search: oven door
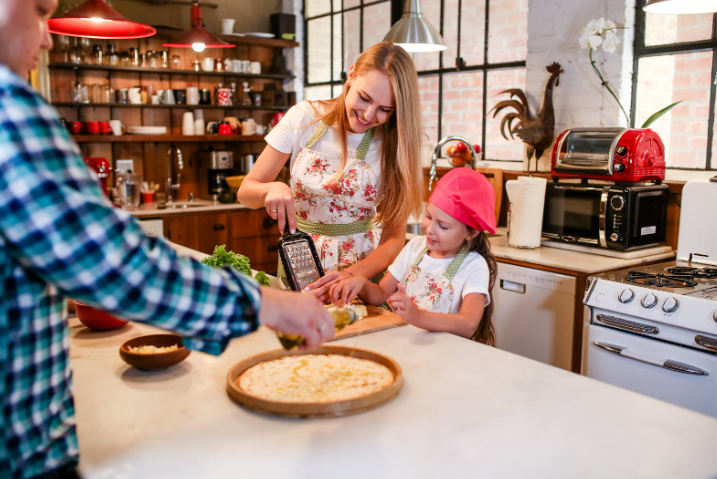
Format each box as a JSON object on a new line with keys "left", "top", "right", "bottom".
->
{"left": 542, "top": 183, "right": 605, "bottom": 246}
{"left": 586, "top": 323, "right": 717, "bottom": 417}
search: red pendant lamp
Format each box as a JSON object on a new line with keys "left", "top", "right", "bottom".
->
{"left": 162, "top": 1, "right": 234, "bottom": 52}
{"left": 48, "top": 0, "right": 156, "bottom": 39}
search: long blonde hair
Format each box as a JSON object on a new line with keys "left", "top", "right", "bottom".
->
{"left": 314, "top": 42, "right": 424, "bottom": 227}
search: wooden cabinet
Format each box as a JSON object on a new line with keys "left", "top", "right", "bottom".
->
{"left": 229, "top": 209, "right": 280, "bottom": 274}
{"left": 164, "top": 211, "right": 228, "bottom": 255}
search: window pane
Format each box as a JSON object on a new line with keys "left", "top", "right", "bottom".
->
{"left": 441, "top": 71, "right": 484, "bottom": 147}
{"left": 306, "top": 0, "right": 331, "bottom": 18}
{"left": 411, "top": 0, "right": 441, "bottom": 72}
{"left": 344, "top": 0, "right": 361, "bottom": 8}
{"left": 308, "top": 17, "right": 332, "bottom": 84}
{"left": 362, "top": 2, "right": 391, "bottom": 51}
{"left": 636, "top": 52, "right": 711, "bottom": 169}
{"left": 485, "top": 68, "right": 526, "bottom": 161}
{"left": 442, "top": 0, "right": 458, "bottom": 69}
{"left": 460, "top": 0, "right": 486, "bottom": 66}
{"left": 333, "top": 14, "right": 343, "bottom": 81}
{"left": 645, "top": 12, "right": 712, "bottom": 47}
{"left": 488, "top": 0, "right": 528, "bottom": 63}
{"left": 333, "top": 0, "right": 341, "bottom": 11}
{"left": 344, "top": 9, "right": 361, "bottom": 66}
{"left": 305, "top": 85, "right": 333, "bottom": 102}
{"left": 418, "top": 75, "right": 440, "bottom": 145}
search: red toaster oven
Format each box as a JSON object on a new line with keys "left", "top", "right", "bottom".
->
{"left": 551, "top": 128, "right": 665, "bottom": 182}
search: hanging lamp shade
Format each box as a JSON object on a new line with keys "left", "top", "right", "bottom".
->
{"left": 383, "top": 0, "right": 447, "bottom": 53}
{"left": 48, "top": 0, "right": 156, "bottom": 39}
{"left": 644, "top": 0, "right": 717, "bottom": 13}
{"left": 162, "top": 2, "right": 234, "bottom": 52}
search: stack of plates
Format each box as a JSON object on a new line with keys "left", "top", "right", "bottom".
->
{"left": 244, "top": 32, "right": 274, "bottom": 38}
{"left": 127, "top": 126, "right": 168, "bottom": 135}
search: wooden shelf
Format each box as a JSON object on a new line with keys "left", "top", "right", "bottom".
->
{"left": 48, "top": 63, "right": 294, "bottom": 81}
{"left": 215, "top": 34, "right": 300, "bottom": 49}
{"left": 72, "top": 134, "right": 266, "bottom": 143}
{"left": 53, "top": 102, "right": 288, "bottom": 111}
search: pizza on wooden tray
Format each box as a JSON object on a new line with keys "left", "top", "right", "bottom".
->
{"left": 238, "top": 354, "right": 394, "bottom": 403}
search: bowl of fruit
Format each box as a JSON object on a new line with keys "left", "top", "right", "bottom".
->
{"left": 446, "top": 142, "right": 481, "bottom": 168}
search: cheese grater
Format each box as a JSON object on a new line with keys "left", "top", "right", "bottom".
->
{"left": 277, "top": 224, "right": 325, "bottom": 291}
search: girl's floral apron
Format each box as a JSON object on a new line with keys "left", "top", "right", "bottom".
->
{"left": 403, "top": 246, "right": 469, "bottom": 313}
{"left": 278, "top": 121, "right": 380, "bottom": 279}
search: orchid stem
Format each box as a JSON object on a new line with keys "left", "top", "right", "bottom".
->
{"left": 589, "top": 48, "right": 631, "bottom": 126}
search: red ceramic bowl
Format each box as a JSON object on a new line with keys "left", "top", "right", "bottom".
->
{"left": 74, "top": 301, "right": 129, "bottom": 330}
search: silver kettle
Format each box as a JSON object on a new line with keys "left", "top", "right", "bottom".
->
{"left": 241, "top": 153, "right": 258, "bottom": 174}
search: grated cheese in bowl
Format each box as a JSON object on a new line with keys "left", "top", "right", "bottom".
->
{"left": 127, "top": 344, "right": 180, "bottom": 354}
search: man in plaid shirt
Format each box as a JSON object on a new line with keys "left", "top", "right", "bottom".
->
{"left": 0, "top": 1, "right": 337, "bottom": 477}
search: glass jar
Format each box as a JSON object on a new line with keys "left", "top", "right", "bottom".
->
{"left": 129, "top": 47, "right": 139, "bottom": 67}
{"left": 119, "top": 51, "right": 130, "bottom": 66}
{"left": 92, "top": 44, "right": 103, "bottom": 65}
{"left": 161, "top": 50, "right": 169, "bottom": 69}
{"left": 106, "top": 44, "right": 119, "bottom": 66}
{"left": 170, "top": 54, "right": 182, "bottom": 69}
{"left": 147, "top": 50, "right": 159, "bottom": 68}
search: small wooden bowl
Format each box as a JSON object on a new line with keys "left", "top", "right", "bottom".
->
{"left": 120, "top": 334, "right": 190, "bottom": 371}
{"left": 74, "top": 301, "right": 129, "bottom": 330}
{"left": 225, "top": 175, "right": 246, "bottom": 188}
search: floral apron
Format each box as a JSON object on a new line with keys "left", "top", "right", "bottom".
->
{"left": 403, "top": 246, "right": 469, "bottom": 313}
{"left": 278, "top": 121, "right": 381, "bottom": 278}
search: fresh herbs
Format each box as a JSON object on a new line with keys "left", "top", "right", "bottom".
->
{"left": 202, "top": 245, "right": 271, "bottom": 286}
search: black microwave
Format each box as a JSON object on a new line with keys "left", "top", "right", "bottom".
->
{"left": 542, "top": 182, "right": 668, "bottom": 250}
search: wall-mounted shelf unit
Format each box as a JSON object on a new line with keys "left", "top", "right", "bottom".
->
{"left": 54, "top": 102, "right": 287, "bottom": 111}
{"left": 72, "top": 134, "right": 266, "bottom": 143}
{"left": 48, "top": 63, "right": 294, "bottom": 81}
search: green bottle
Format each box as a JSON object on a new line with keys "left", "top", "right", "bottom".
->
{"left": 277, "top": 307, "right": 359, "bottom": 350}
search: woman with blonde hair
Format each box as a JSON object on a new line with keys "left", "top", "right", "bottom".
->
{"left": 239, "top": 42, "right": 424, "bottom": 297}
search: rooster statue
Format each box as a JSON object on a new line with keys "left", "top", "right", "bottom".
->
{"left": 490, "top": 62, "right": 564, "bottom": 170}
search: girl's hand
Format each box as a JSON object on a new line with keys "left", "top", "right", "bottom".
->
{"left": 264, "top": 182, "right": 296, "bottom": 234}
{"left": 387, "top": 284, "right": 419, "bottom": 324}
{"left": 307, "top": 270, "right": 353, "bottom": 302}
{"left": 329, "top": 276, "right": 368, "bottom": 307}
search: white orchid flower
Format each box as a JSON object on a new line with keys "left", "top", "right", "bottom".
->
{"left": 603, "top": 34, "right": 619, "bottom": 54}
{"left": 586, "top": 18, "right": 606, "bottom": 36}
{"left": 587, "top": 35, "right": 603, "bottom": 49}
{"left": 579, "top": 34, "right": 589, "bottom": 49}
{"left": 580, "top": 25, "right": 587, "bottom": 36}
{"left": 604, "top": 19, "right": 617, "bottom": 34}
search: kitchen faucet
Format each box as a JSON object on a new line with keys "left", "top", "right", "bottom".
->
{"left": 429, "top": 135, "right": 476, "bottom": 191}
{"left": 166, "top": 145, "right": 184, "bottom": 203}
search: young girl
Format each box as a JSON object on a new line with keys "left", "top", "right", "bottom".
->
{"left": 329, "top": 168, "right": 498, "bottom": 345}
{"left": 238, "top": 42, "right": 424, "bottom": 296}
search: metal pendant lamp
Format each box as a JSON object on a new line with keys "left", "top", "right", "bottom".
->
{"left": 48, "top": 0, "right": 156, "bottom": 39}
{"left": 383, "top": 0, "right": 447, "bottom": 53}
{"left": 162, "top": 1, "right": 234, "bottom": 52}
{"left": 644, "top": 0, "right": 717, "bottom": 14}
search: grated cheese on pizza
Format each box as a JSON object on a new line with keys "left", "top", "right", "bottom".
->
{"left": 238, "top": 354, "right": 394, "bottom": 403}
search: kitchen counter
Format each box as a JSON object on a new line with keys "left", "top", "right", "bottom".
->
{"left": 131, "top": 200, "right": 249, "bottom": 217}
{"left": 71, "top": 322, "right": 717, "bottom": 478}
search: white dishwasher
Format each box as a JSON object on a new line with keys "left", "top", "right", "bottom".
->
{"left": 493, "top": 262, "right": 576, "bottom": 370}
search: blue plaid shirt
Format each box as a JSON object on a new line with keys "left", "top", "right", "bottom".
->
{"left": 0, "top": 65, "right": 262, "bottom": 478}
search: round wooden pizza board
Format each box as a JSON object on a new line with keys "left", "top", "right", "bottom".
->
{"left": 226, "top": 345, "right": 403, "bottom": 418}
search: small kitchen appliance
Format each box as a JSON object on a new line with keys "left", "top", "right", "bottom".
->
{"left": 583, "top": 179, "right": 717, "bottom": 417}
{"left": 551, "top": 128, "right": 665, "bottom": 183}
{"left": 277, "top": 225, "right": 325, "bottom": 291}
{"left": 83, "top": 157, "right": 110, "bottom": 196}
{"left": 199, "top": 150, "right": 234, "bottom": 201}
{"left": 542, "top": 182, "right": 668, "bottom": 250}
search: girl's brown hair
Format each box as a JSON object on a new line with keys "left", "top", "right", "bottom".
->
{"left": 312, "top": 42, "right": 424, "bottom": 227}
{"left": 466, "top": 231, "right": 497, "bottom": 346}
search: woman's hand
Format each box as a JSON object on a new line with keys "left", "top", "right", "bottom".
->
{"left": 307, "top": 270, "right": 353, "bottom": 302}
{"left": 264, "top": 182, "right": 296, "bottom": 235}
{"left": 387, "top": 284, "right": 419, "bottom": 325}
{"left": 329, "top": 276, "right": 368, "bottom": 307}
{"left": 258, "top": 286, "right": 336, "bottom": 348}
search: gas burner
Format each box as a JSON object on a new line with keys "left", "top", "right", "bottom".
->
{"left": 627, "top": 270, "right": 697, "bottom": 288}
{"left": 665, "top": 266, "right": 717, "bottom": 278}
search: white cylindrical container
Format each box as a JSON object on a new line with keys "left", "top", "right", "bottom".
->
{"left": 505, "top": 176, "right": 547, "bottom": 249}
{"left": 182, "top": 111, "right": 195, "bottom": 136}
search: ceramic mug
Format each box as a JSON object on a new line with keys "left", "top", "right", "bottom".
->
{"left": 161, "top": 89, "right": 175, "bottom": 105}
{"left": 173, "top": 89, "right": 186, "bottom": 105}
{"left": 109, "top": 120, "right": 126, "bottom": 136}
{"left": 70, "top": 121, "right": 83, "bottom": 135}
{"left": 201, "top": 57, "right": 215, "bottom": 72}
{"left": 186, "top": 87, "right": 200, "bottom": 105}
{"left": 99, "top": 121, "right": 111, "bottom": 134}
{"left": 128, "top": 87, "right": 142, "bottom": 104}
{"left": 241, "top": 118, "right": 257, "bottom": 136}
{"left": 216, "top": 88, "right": 232, "bottom": 106}
{"left": 232, "top": 59, "right": 244, "bottom": 73}
{"left": 249, "top": 61, "right": 262, "bottom": 74}
{"left": 199, "top": 89, "right": 212, "bottom": 105}
{"left": 84, "top": 121, "right": 100, "bottom": 134}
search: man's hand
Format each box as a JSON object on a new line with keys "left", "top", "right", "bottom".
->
{"left": 258, "top": 287, "right": 335, "bottom": 348}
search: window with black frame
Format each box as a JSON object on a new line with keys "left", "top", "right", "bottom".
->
{"left": 304, "top": 0, "right": 528, "bottom": 161}
{"left": 632, "top": 0, "right": 717, "bottom": 170}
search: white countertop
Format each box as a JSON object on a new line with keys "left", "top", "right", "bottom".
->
{"left": 71, "top": 321, "right": 717, "bottom": 478}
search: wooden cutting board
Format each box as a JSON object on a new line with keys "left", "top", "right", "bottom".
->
{"left": 331, "top": 305, "right": 405, "bottom": 341}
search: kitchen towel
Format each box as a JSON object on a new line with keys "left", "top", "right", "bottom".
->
{"left": 505, "top": 176, "right": 547, "bottom": 248}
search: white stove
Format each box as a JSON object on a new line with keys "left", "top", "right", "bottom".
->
{"left": 583, "top": 179, "right": 717, "bottom": 417}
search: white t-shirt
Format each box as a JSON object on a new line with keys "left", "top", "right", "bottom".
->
{"left": 264, "top": 100, "right": 383, "bottom": 178}
{"left": 387, "top": 236, "right": 491, "bottom": 314}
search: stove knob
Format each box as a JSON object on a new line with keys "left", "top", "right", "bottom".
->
{"left": 662, "top": 297, "right": 679, "bottom": 313}
{"left": 610, "top": 233, "right": 620, "bottom": 242}
{"left": 618, "top": 288, "right": 635, "bottom": 303}
{"left": 641, "top": 293, "right": 658, "bottom": 309}
{"left": 616, "top": 146, "right": 627, "bottom": 156}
